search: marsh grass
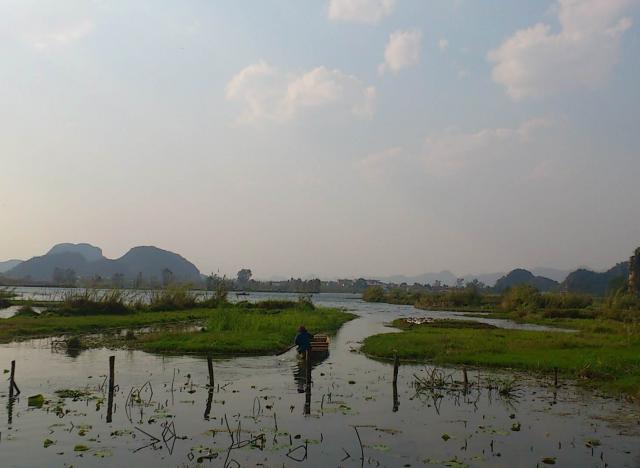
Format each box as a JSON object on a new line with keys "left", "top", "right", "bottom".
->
{"left": 138, "top": 307, "right": 355, "bottom": 354}
{"left": 146, "top": 284, "right": 199, "bottom": 311}
{"left": 0, "top": 308, "right": 214, "bottom": 342}
{"left": 50, "top": 289, "right": 131, "bottom": 316}
{"left": 0, "top": 298, "right": 356, "bottom": 356}
{"left": 0, "top": 287, "right": 16, "bottom": 309}
{"left": 362, "top": 317, "right": 640, "bottom": 397}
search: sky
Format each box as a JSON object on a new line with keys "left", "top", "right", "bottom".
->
{"left": 1, "top": 0, "right": 639, "bottom": 279}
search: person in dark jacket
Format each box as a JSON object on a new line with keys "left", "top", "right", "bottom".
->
{"left": 294, "top": 325, "right": 313, "bottom": 354}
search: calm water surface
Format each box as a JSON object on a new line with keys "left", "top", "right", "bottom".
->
{"left": 0, "top": 292, "right": 638, "bottom": 467}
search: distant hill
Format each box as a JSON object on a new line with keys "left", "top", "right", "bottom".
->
{"left": 47, "top": 243, "right": 105, "bottom": 262}
{"left": 6, "top": 243, "right": 201, "bottom": 284}
{"left": 560, "top": 262, "right": 628, "bottom": 296}
{"left": 530, "top": 267, "right": 572, "bottom": 283}
{"left": 376, "top": 270, "right": 458, "bottom": 286}
{"left": 0, "top": 259, "right": 23, "bottom": 273}
{"left": 376, "top": 267, "right": 571, "bottom": 288}
{"left": 494, "top": 269, "right": 558, "bottom": 292}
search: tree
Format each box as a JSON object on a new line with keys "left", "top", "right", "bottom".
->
{"left": 237, "top": 268, "right": 252, "bottom": 285}
{"left": 112, "top": 273, "right": 125, "bottom": 288}
{"left": 162, "top": 268, "right": 174, "bottom": 287}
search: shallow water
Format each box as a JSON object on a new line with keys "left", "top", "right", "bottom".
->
{"left": 0, "top": 293, "right": 638, "bottom": 467}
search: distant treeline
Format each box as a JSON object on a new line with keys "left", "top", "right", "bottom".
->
{"left": 363, "top": 281, "right": 640, "bottom": 320}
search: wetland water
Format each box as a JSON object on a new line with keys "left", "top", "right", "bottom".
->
{"left": 0, "top": 293, "right": 638, "bottom": 467}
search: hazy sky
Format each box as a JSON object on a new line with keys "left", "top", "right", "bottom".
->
{"left": 1, "top": 0, "right": 639, "bottom": 279}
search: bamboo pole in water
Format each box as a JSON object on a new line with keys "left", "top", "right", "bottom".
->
{"left": 207, "top": 356, "right": 214, "bottom": 388}
{"left": 9, "top": 360, "right": 20, "bottom": 397}
{"left": 392, "top": 352, "right": 399, "bottom": 412}
{"left": 304, "top": 350, "right": 311, "bottom": 415}
{"left": 107, "top": 356, "right": 115, "bottom": 423}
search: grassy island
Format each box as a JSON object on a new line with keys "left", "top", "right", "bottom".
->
{"left": 362, "top": 317, "right": 640, "bottom": 397}
{"left": 0, "top": 291, "right": 356, "bottom": 355}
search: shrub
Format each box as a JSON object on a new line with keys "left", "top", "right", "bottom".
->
{"left": 540, "top": 292, "right": 593, "bottom": 309}
{"left": 416, "top": 287, "right": 482, "bottom": 309}
{"left": 0, "top": 287, "right": 15, "bottom": 309}
{"left": 147, "top": 284, "right": 198, "bottom": 311}
{"left": 362, "top": 286, "right": 385, "bottom": 302}
{"left": 52, "top": 289, "right": 131, "bottom": 316}
{"left": 13, "top": 305, "right": 39, "bottom": 318}
{"left": 500, "top": 284, "right": 542, "bottom": 313}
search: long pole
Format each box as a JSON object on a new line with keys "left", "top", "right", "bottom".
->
{"left": 304, "top": 350, "right": 311, "bottom": 415}
{"left": 207, "top": 356, "right": 214, "bottom": 388}
{"left": 107, "top": 356, "right": 115, "bottom": 423}
{"left": 9, "top": 360, "right": 19, "bottom": 397}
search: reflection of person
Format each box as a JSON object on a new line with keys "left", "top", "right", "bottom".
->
{"left": 294, "top": 325, "right": 313, "bottom": 354}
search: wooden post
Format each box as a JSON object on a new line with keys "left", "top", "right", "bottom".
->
{"left": 304, "top": 350, "right": 311, "bottom": 415}
{"left": 392, "top": 352, "right": 399, "bottom": 412}
{"left": 393, "top": 353, "right": 399, "bottom": 385}
{"left": 554, "top": 367, "right": 558, "bottom": 388}
{"left": 106, "top": 356, "right": 115, "bottom": 423}
{"left": 9, "top": 360, "right": 20, "bottom": 397}
{"left": 463, "top": 366, "right": 469, "bottom": 388}
{"left": 207, "top": 356, "right": 214, "bottom": 388}
{"left": 204, "top": 389, "right": 213, "bottom": 420}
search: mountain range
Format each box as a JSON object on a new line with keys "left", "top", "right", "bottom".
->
{"left": 3, "top": 243, "right": 201, "bottom": 283}
{"left": 376, "top": 267, "right": 572, "bottom": 287}
{"left": 0, "top": 259, "right": 23, "bottom": 273}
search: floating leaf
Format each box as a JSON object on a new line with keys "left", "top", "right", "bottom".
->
{"left": 541, "top": 457, "right": 556, "bottom": 465}
{"left": 370, "top": 444, "right": 391, "bottom": 452}
{"left": 442, "top": 433, "right": 451, "bottom": 441}
{"left": 585, "top": 439, "right": 600, "bottom": 448}
{"left": 43, "top": 439, "right": 55, "bottom": 448}
{"left": 93, "top": 450, "right": 112, "bottom": 458}
{"left": 74, "top": 445, "right": 89, "bottom": 452}
{"left": 28, "top": 394, "right": 45, "bottom": 408}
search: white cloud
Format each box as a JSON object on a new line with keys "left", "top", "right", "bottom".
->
{"left": 438, "top": 38, "right": 449, "bottom": 52}
{"left": 226, "top": 61, "right": 376, "bottom": 123}
{"left": 328, "top": 0, "right": 396, "bottom": 24}
{"left": 421, "top": 118, "right": 554, "bottom": 175}
{"left": 379, "top": 29, "right": 422, "bottom": 74}
{"left": 356, "top": 147, "right": 403, "bottom": 182}
{"left": 489, "top": 0, "right": 636, "bottom": 100}
{"left": 31, "top": 19, "right": 94, "bottom": 50}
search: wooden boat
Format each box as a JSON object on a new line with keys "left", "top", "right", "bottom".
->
{"left": 310, "top": 334, "right": 329, "bottom": 354}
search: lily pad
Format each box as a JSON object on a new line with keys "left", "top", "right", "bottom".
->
{"left": 28, "top": 394, "right": 45, "bottom": 408}
{"left": 93, "top": 450, "right": 112, "bottom": 458}
{"left": 370, "top": 443, "right": 391, "bottom": 452}
{"left": 585, "top": 438, "right": 600, "bottom": 448}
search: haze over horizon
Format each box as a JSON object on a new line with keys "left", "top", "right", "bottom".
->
{"left": 2, "top": 0, "right": 639, "bottom": 279}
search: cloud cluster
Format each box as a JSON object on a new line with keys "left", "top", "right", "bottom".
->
{"left": 357, "top": 118, "right": 554, "bottom": 180}
{"left": 379, "top": 29, "right": 422, "bottom": 74}
{"left": 30, "top": 19, "right": 94, "bottom": 50}
{"left": 489, "top": 0, "right": 635, "bottom": 100}
{"left": 225, "top": 61, "right": 376, "bottom": 123}
{"left": 421, "top": 118, "right": 554, "bottom": 175}
{"left": 328, "top": 0, "right": 396, "bottom": 24}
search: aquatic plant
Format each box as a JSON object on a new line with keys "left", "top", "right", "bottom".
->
{"left": 147, "top": 284, "right": 199, "bottom": 311}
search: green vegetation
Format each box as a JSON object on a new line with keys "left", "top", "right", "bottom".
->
{"left": 0, "top": 299, "right": 355, "bottom": 355}
{"left": 0, "top": 308, "right": 215, "bottom": 342}
{"left": 138, "top": 306, "right": 354, "bottom": 354}
{"left": 49, "top": 289, "right": 131, "bottom": 316}
{"left": 0, "top": 287, "right": 15, "bottom": 309}
{"left": 362, "top": 285, "right": 500, "bottom": 311}
{"left": 362, "top": 317, "right": 640, "bottom": 397}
